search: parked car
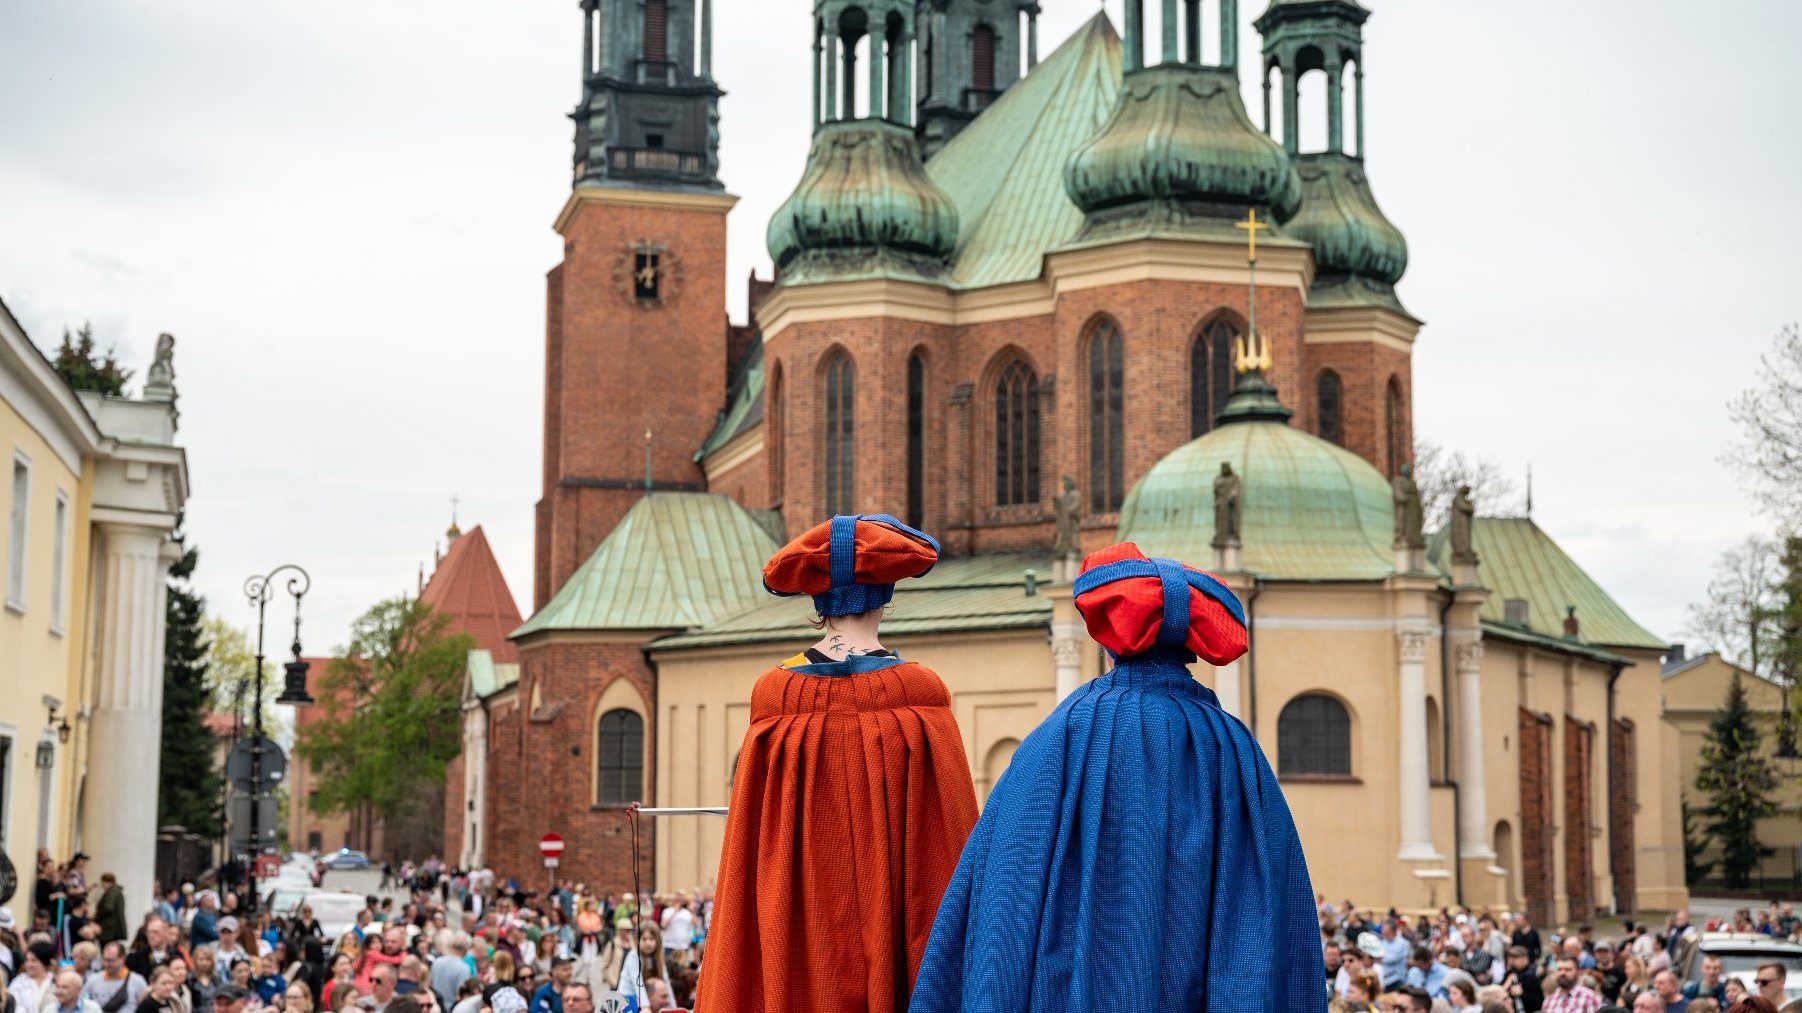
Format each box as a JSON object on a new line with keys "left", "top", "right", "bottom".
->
{"left": 320, "top": 848, "right": 370, "bottom": 870}
{"left": 1674, "top": 931, "right": 1802, "bottom": 1002}
{"left": 263, "top": 887, "right": 309, "bottom": 921}
{"left": 300, "top": 891, "right": 368, "bottom": 941}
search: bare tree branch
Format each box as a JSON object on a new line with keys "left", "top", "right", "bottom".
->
{"left": 1687, "top": 534, "right": 1785, "bottom": 680}
{"left": 1412, "top": 437, "right": 1525, "bottom": 531}
{"left": 1725, "top": 323, "right": 1802, "bottom": 530}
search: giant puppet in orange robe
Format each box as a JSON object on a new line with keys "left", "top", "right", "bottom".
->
{"left": 695, "top": 515, "right": 979, "bottom": 1013}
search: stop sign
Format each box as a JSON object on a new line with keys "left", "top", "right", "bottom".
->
{"left": 538, "top": 833, "right": 565, "bottom": 858}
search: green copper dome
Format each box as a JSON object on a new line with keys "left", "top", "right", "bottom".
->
{"left": 768, "top": 120, "right": 959, "bottom": 283}
{"left": 1118, "top": 409, "right": 1395, "bottom": 580}
{"left": 1286, "top": 151, "right": 1408, "bottom": 307}
{"left": 1065, "top": 65, "right": 1300, "bottom": 222}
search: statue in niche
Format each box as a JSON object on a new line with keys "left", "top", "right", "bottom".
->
{"left": 1212, "top": 462, "right": 1241, "bottom": 548}
{"left": 1393, "top": 464, "right": 1426, "bottom": 550}
{"left": 1053, "top": 475, "right": 1083, "bottom": 560}
{"left": 1450, "top": 484, "right": 1479, "bottom": 566}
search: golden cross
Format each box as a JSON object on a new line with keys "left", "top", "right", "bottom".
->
{"left": 1235, "top": 208, "right": 1269, "bottom": 262}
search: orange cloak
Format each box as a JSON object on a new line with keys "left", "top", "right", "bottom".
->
{"left": 695, "top": 658, "right": 979, "bottom": 1013}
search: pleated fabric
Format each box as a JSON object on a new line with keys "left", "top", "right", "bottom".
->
{"left": 909, "top": 659, "right": 1324, "bottom": 1013}
{"left": 695, "top": 659, "right": 980, "bottom": 1013}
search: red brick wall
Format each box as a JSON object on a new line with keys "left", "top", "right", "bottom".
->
{"left": 707, "top": 447, "right": 768, "bottom": 513}
{"left": 1565, "top": 718, "right": 1596, "bottom": 921}
{"left": 1300, "top": 341, "right": 1414, "bottom": 477}
{"left": 535, "top": 198, "right": 731, "bottom": 608}
{"left": 760, "top": 277, "right": 1308, "bottom": 552}
{"left": 1610, "top": 718, "right": 1637, "bottom": 914}
{"left": 444, "top": 753, "right": 465, "bottom": 866}
{"left": 1519, "top": 708, "right": 1556, "bottom": 926}
{"left": 483, "top": 637, "right": 658, "bottom": 895}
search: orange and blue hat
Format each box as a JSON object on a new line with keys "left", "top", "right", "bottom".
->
{"left": 763, "top": 514, "right": 941, "bottom": 617}
{"left": 1072, "top": 542, "right": 1248, "bottom": 664}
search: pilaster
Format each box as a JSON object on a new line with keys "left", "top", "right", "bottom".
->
{"left": 1049, "top": 583, "right": 1083, "bottom": 703}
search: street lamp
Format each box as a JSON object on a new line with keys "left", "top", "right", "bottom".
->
{"left": 242, "top": 564, "right": 312, "bottom": 912}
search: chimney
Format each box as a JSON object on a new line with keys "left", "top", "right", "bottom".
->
{"left": 1503, "top": 599, "right": 1530, "bottom": 627}
{"left": 1667, "top": 642, "right": 1686, "bottom": 665}
{"left": 1562, "top": 605, "right": 1580, "bottom": 639}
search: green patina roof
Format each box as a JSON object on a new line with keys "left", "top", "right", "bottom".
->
{"left": 1430, "top": 517, "right": 1664, "bottom": 652}
{"left": 697, "top": 341, "right": 763, "bottom": 461}
{"left": 1287, "top": 152, "right": 1409, "bottom": 313}
{"left": 513, "top": 492, "right": 779, "bottom": 636}
{"left": 465, "top": 648, "right": 520, "bottom": 702}
{"left": 651, "top": 553, "right": 1056, "bottom": 651}
{"left": 1118, "top": 415, "right": 1395, "bottom": 579}
{"left": 924, "top": 14, "right": 1124, "bottom": 289}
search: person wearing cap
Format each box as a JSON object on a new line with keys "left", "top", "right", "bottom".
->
{"left": 911, "top": 543, "right": 1322, "bottom": 1012}
{"left": 208, "top": 985, "right": 248, "bottom": 1013}
{"left": 694, "top": 515, "right": 979, "bottom": 1013}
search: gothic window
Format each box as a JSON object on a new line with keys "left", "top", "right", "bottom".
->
{"left": 1277, "top": 694, "right": 1352, "bottom": 776}
{"left": 971, "top": 24, "right": 996, "bottom": 93}
{"left": 1384, "top": 375, "right": 1403, "bottom": 476}
{"left": 993, "top": 358, "right": 1041, "bottom": 506}
{"left": 1317, "top": 370, "right": 1343, "bottom": 446}
{"left": 906, "top": 353, "right": 926, "bottom": 527}
{"left": 643, "top": 0, "right": 668, "bottom": 63}
{"left": 1087, "top": 321, "right": 1125, "bottom": 512}
{"left": 824, "top": 352, "right": 855, "bottom": 515}
{"left": 1191, "top": 317, "right": 1239, "bottom": 438}
{"left": 595, "top": 708, "right": 644, "bottom": 805}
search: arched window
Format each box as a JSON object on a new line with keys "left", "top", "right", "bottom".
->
{"left": 1317, "top": 370, "right": 1343, "bottom": 446}
{"left": 1191, "top": 317, "right": 1239, "bottom": 438}
{"left": 1277, "top": 694, "right": 1352, "bottom": 776}
{"left": 595, "top": 708, "right": 644, "bottom": 805}
{"left": 824, "top": 352, "right": 855, "bottom": 514}
{"left": 1087, "top": 321, "right": 1125, "bottom": 512}
{"left": 643, "top": 0, "right": 668, "bottom": 63}
{"left": 971, "top": 24, "right": 996, "bottom": 93}
{"left": 768, "top": 363, "right": 785, "bottom": 504}
{"left": 906, "top": 353, "right": 925, "bottom": 527}
{"left": 1384, "top": 375, "right": 1403, "bottom": 476}
{"left": 993, "top": 358, "right": 1041, "bottom": 506}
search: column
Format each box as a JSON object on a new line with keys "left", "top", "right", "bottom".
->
{"left": 1124, "top": 0, "right": 1142, "bottom": 71}
{"left": 1396, "top": 627, "right": 1439, "bottom": 860}
{"left": 813, "top": 26, "right": 824, "bottom": 128}
{"left": 1457, "top": 640, "right": 1496, "bottom": 859}
{"left": 84, "top": 524, "right": 177, "bottom": 931}
{"left": 1326, "top": 61, "right": 1344, "bottom": 153}
{"left": 582, "top": 0, "right": 595, "bottom": 89}
{"left": 1262, "top": 66, "right": 1273, "bottom": 135}
{"left": 1027, "top": 8, "right": 1038, "bottom": 69}
{"left": 700, "top": 0, "right": 712, "bottom": 78}
{"left": 1282, "top": 73, "right": 1300, "bottom": 154}
{"left": 825, "top": 33, "right": 838, "bottom": 121}
{"left": 1219, "top": 0, "right": 1236, "bottom": 71}
{"left": 869, "top": 30, "right": 885, "bottom": 120}
{"left": 1161, "top": 0, "right": 1179, "bottom": 65}
{"left": 1355, "top": 64, "right": 1365, "bottom": 156}
{"left": 1183, "top": 0, "right": 1200, "bottom": 63}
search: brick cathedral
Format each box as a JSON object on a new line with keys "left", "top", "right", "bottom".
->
{"left": 458, "top": 0, "right": 1688, "bottom": 922}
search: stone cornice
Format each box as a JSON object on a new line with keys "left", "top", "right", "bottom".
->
{"left": 0, "top": 297, "right": 105, "bottom": 472}
{"left": 699, "top": 424, "right": 763, "bottom": 480}
{"left": 1302, "top": 303, "right": 1424, "bottom": 354}
{"left": 553, "top": 186, "right": 739, "bottom": 234}
{"left": 757, "top": 235, "right": 1318, "bottom": 337}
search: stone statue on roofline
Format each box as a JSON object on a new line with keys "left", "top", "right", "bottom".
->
{"left": 143, "top": 332, "right": 177, "bottom": 402}
{"left": 1053, "top": 475, "right": 1083, "bottom": 563}
{"left": 1211, "top": 462, "right": 1241, "bottom": 549}
{"left": 1450, "top": 484, "right": 1479, "bottom": 566}
{"left": 1392, "top": 463, "right": 1426, "bottom": 551}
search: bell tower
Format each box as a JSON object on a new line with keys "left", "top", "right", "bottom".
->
{"left": 536, "top": 0, "right": 738, "bottom": 608}
{"left": 915, "top": 0, "right": 1042, "bottom": 158}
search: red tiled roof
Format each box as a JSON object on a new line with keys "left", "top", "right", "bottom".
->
{"left": 421, "top": 525, "right": 523, "bottom": 662}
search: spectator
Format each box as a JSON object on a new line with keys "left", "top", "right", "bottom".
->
{"left": 186, "top": 951, "right": 218, "bottom": 1013}
{"left": 1398, "top": 985, "right": 1432, "bottom": 1013}
{"left": 1513, "top": 915, "right": 1544, "bottom": 968}
{"left": 1448, "top": 977, "right": 1481, "bottom": 1013}
{"left": 1651, "top": 970, "right": 1689, "bottom": 1012}
{"left": 210, "top": 986, "right": 248, "bottom": 1013}
{"left": 1620, "top": 957, "right": 1653, "bottom": 1008}
{"left": 557, "top": 985, "right": 589, "bottom": 1013}
{"left": 211, "top": 923, "right": 247, "bottom": 971}
{"left": 1685, "top": 956, "right": 1727, "bottom": 1007}
{"left": 188, "top": 901, "right": 219, "bottom": 952}
{"left": 1726, "top": 1000, "right": 1778, "bottom": 1013}
{"left": 427, "top": 939, "right": 470, "bottom": 1011}
{"left": 1500, "top": 945, "right": 1544, "bottom": 1013}
{"left": 446, "top": 981, "right": 481, "bottom": 1013}
{"left": 641, "top": 979, "right": 672, "bottom": 1013}
{"left": 50, "top": 972, "right": 98, "bottom": 1013}
{"left": 1406, "top": 946, "right": 1449, "bottom": 999}
{"left": 1381, "top": 924, "right": 1412, "bottom": 990}
{"left": 613, "top": 925, "right": 662, "bottom": 1013}
{"left": 1543, "top": 955, "right": 1603, "bottom": 1013}
{"left": 137, "top": 970, "right": 176, "bottom": 1013}
{"left": 393, "top": 960, "right": 422, "bottom": 999}
{"left": 81, "top": 943, "right": 147, "bottom": 1013}
{"left": 252, "top": 955, "right": 287, "bottom": 1006}
{"left": 92, "top": 879, "right": 125, "bottom": 950}
{"left": 1688, "top": 1000, "right": 1719, "bottom": 1013}
{"left": 1593, "top": 942, "right": 1627, "bottom": 1004}
{"left": 1754, "top": 963, "right": 1787, "bottom": 1008}
{"left": 283, "top": 985, "right": 313, "bottom": 1013}
{"left": 362, "top": 968, "right": 397, "bottom": 1013}
{"left": 164, "top": 959, "right": 193, "bottom": 1013}
{"left": 1633, "top": 996, "right": 1664, "bottom": 1013}
{"left": 528, "top": 960, "right": 569, "bottom": 1013}
{"left": 70, "top": 944, "right": 100, "bottom": 983}
{"left": 126, "top": 921, "right": 176, "bottom": 981}
{"left": 10, "top": 942, "right": 56, "bottom": 1013}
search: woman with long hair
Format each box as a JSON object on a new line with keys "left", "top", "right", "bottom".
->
{"left": 1618, "top": 955, "right": 1651, "bottom": 1007}
{"left": 614, "top": 922, "right": 664, "bottom": 1012}
{"left": 166, "top": 956, "right": 196, "bottom": 1013}
{"left": 320, "top": 952, "right": 355, "bottom": 1010}
{"left": 1342, "top": 970, "right": 1381, "bottom": 1012}
{"left": 189, "top": 947, "right": 220, "bottom": 1013}
{"left": 283, "top": 982, "right": 315, "bottom": 1013}
{"left": 571, "top": 899, "right": 605, "bottom": 988}
{"left": 139, "top": 968, "right": 178, "bottom": 1013}
{"left": 486, "top": 952, "right": 515, "bottom": 987}
{"left": 1725, "top": 999, "right": 1779, "bottom": 1013}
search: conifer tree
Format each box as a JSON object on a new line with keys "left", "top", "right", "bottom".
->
{"left": 158, "top": 528, "right": 224, "bottom": 837}
{"left": 49, "top": 322, "right": 133, "bottom": 396}
{"left": 1694, "top": 672, "right": 1779, "bottom": 889}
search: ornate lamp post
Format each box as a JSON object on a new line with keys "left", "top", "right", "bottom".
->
{"left": 242, "top": 565, "right": 313, "bottom": 911}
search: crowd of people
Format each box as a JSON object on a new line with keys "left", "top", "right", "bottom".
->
{"left": 1316, "top": 898, "right": 1802, "bottom": 1013}
{"left": 1, "top": 852, "right": 715, "bottom": 1013}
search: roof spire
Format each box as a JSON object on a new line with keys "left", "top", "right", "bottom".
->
{"left": 1216, "top": 209, "right": 1292, "bottom": 427}
{"left": 447, "top": 493, "right": 462, "bottom": 542}
{"left": 644, "top": 430, "right": 654, "bottom": 491}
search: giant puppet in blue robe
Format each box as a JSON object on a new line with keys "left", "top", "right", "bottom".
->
{"left": 909, "top": 542, "right": 1324, "bottom": 1012}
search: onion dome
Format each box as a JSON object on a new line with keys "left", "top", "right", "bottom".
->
{"left": 767, "top": 120, "right": 960, "bottom": 283}
{"left": 1285, "top": 151, "right": 1409, "bottom": 309}
{"left": 1118, "top": 369, "right": 1394, "bottom": 580}
{"left": 1065, "top": 65, "right": 1300, "bottom": 223}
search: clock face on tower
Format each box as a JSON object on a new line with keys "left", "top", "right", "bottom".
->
{"left": 615, "top": 242, "right": 681, "bottom": 308}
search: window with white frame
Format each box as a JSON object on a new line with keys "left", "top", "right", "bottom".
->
{"left": 51, "top": 490, "right": 68, "bottom": 632}
{"left": 7, "top": 453, "right": 28, "bottom": 609}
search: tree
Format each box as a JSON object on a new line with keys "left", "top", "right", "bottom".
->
{"left": 1681, "top": 798, "right": 1715, "bottom": 886}
{"left": 157, "top": 525, "right": 224, "bottom": 837}
{"left": 1694, "top": 672, "right": 1779, "bottom": 889}
{"left": 1725, "top": 323, "right": 1802, "bottom": 529}
{"left": 49, "top": 322, "right": 133, "bottom": 396}
{"left": 1688, "top": 535, "right": 1787, "bottom": 682}
{"left": 201, "top": 616, "right": 278, "bottom": 735}
{"left": 295, "top": 596, "right": 471, "bottom": 859}
{"left": 1412, "top": 438, "right": 1524, "bottom": 531}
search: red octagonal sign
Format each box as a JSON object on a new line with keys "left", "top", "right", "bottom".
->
{"left": 539, "top": 833, "right": 565, "bottom": 858}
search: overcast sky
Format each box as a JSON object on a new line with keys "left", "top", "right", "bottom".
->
{"left": 1, "top": 0, "right": 1796, "bottom": 659}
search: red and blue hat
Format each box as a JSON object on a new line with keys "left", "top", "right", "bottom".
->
{"left": 1072, "top": 542, "right": 1248, "bottom": 664}
{"left": 763, "top": 514, "right": 941, "bottom": 617}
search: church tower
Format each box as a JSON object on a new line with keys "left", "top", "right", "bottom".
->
{"left": 1255, "top": 0, "right": 1419, "bottom": 478}
{"left": 536, "top": 0, "right": 737, "bottom": 608}
{"left": 915, "top": 0, "right": 1043, "bottom": 158}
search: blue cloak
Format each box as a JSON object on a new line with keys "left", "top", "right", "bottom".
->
{"left": 909, "top": 655, "right": 1324, "bottom": 1012}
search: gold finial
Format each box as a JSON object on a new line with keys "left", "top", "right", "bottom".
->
{"left": 446, "top": 494, "right": 462, "bottom": 540}
{"left": 1234, "top": 208, "right": 1269, "bottom": 263}
{"left": 1233, "top": 331, "right": 1273, "bottom": 375}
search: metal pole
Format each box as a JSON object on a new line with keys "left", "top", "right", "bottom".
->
{"left": 248, "top": 590, "right": 267, "bottom": 912}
